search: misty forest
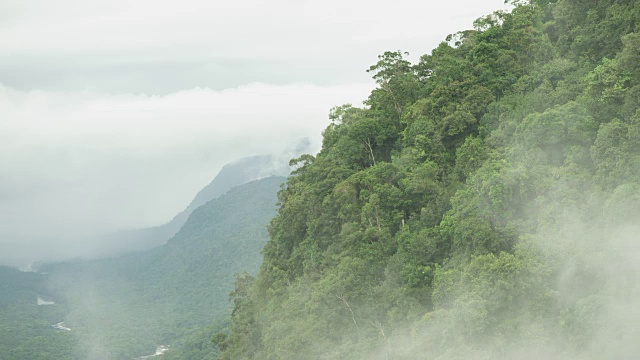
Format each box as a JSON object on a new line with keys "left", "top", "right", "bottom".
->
{"left": 3, "top": 0, "right": 640, "bottom": 359}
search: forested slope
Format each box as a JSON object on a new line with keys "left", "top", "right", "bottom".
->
{"left": 217, "top": 1, "right": 640, "bottom": 359}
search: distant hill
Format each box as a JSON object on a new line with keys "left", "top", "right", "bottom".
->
{"left": 91, "top": 155, "right": 291, "bottom": 256}
{"left": 42, "top": 176, "right": 285, "bottom": 359}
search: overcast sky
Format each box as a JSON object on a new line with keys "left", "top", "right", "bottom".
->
{"left": 0, "top": 0, "right": 509, "bottom": 265}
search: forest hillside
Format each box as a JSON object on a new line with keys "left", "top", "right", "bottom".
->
{"left": 217, "top": 1, "right": 640, "bottom": 359}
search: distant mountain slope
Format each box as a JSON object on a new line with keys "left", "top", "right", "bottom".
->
{"left": 93, "top": 155, "right": 290, "bottom": 256}
{"left": 183, "top": 155, "right": 289, "bottom": 218}
{"left": 43, "top": 176, "right": 285, "bottom": 359}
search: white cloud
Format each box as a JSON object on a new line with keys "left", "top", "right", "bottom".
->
{"left": 2, "top": 0, "right": 508, "bottom": 56}
{"left": 0, "top": 0, "right": 513, "bottom": 264}
{"left": 0, "top": 0, "right": 510, "bottom": 92}
{"left": 0, "top": 81, "right": 373, "bottom": 242}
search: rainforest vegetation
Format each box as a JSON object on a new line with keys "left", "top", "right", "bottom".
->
{"left": 214, "top": 0, "right": 640, "bottom": 358}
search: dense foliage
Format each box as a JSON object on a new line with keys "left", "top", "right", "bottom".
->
{"left": 218, "top": 1, "right": 640, "bottom": 359}
{"left": 0, "top": 267, "right": 78, "bottom": 359}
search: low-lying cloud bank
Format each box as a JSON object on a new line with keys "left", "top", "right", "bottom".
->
{"left": 0, "top": 81, "right": 373, "bottom": 265}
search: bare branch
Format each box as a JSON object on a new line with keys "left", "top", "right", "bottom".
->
{"left": 336, "top": 294, "right": 359, "bottom": 331}
{"left": 364, "top": 138, "right": 376, "bottom": 166}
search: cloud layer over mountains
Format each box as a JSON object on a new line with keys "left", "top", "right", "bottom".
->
{"left": 0, "top": 0, "right": 509, "bottom": 264}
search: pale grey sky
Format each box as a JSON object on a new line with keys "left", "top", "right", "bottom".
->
{"left": 0, "top": 0, "right": 510, "bottom": 265}
{"left": 1, "top": 0, "right": 509, "bottom": 93}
